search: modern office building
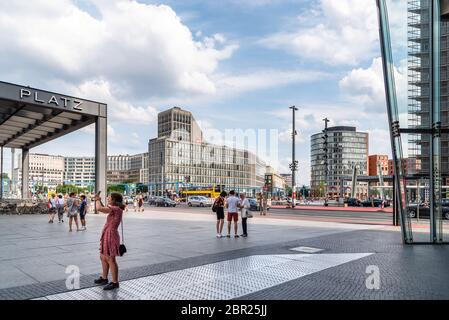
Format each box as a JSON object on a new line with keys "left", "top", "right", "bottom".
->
{"left": 265, "top": 166, "right": 287, "bottom": 198}
{"left": 15, "top": 153, "right": 65, "bottom": 190}
{"left": 129, "top": 153, "right": 149, "bottom": 185}
{"left": 148, "top": 107, "right": 267, "bottom": 196}
{"left": 280, "top": 173, "right": 293, "bottom": 188}
{"left": 310, "top": 126, "right": 369, "bottom": 199}
{"left": 408, "top": 0, "right": 448, "bottom": 185}
{"left": 14, "top": 153, "right": 148, "bottom": 189}
{"left": 64, "top": 157, "right": 96, "bottom": 187}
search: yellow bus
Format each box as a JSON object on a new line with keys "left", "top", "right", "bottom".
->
{"left": 180, "top": 185, "right": 225, "bottom": 200}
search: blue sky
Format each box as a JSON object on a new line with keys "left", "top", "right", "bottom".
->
{"left": 0, "top": 0, "right": 408, "bottom": 185}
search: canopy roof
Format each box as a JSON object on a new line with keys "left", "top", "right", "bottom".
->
{"left": 0, "top": 81, "right": 106, "bottom": 149}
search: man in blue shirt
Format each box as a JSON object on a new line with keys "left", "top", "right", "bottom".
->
{"left": 79, "top": 194, "right": 88, "bottom": 231}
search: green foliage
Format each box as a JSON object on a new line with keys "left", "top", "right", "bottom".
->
{"left": 56, "top": 184, "right": 87, "bottom": 194}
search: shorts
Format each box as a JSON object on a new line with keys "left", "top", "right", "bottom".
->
{"left": 216, "top": 210, "right": 224, "bottom": 220}
{"left": 79, "top": 210, "right": 86, "bottom": 219}
{"left": 227, "top": 212, "right": 238, "bottom": 222}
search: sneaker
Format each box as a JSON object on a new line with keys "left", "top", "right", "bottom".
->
{"left": 234, "top": 235, "right": 240, "bottom": 238}
{"left": 103, "top": 282, "right": 119, "bottom": 291}
{"left": 242, "top": 234, "right": 248, "bottom": 238}
{"left": 94, "top": 277, "right": 109, "bottom": 285}
{"left": 216, "top": 234, "right": 221, "bottom": 238}
{"left": 226, "top": 234, "right": 231, "bottom": 238}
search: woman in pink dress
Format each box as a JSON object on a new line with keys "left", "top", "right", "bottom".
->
{"left": 93, "top": 192, "right": 125, "bottom": 291}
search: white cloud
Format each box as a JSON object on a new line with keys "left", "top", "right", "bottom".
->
{"left": 0, "top": 0, "right": 238, "bottom": 100}
{"left": 259, "top": 0, "right": 406, "bottom": 66}
{"left": 75, "top": 79, "right": 159, "bottom": 124}
{"left": 214, "top": 69, "right": 330, "bottom": 96}
{"left": 339, "top": 57, "right": 407, "bottom": 114}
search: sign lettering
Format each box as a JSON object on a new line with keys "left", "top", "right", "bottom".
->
{"left": 19, "top": 88, "right": 83, "bottom": 111}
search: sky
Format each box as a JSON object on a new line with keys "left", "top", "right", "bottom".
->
{"left": 0, "top": 0, "right": 409, "bottom": 186}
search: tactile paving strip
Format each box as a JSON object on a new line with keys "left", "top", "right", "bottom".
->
{"left": 35, "top": 253, "right": 374, "bottom": 300}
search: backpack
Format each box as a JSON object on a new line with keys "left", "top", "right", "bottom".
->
{"left": 47, "top": 200, "right": 52, "bottom": 209}
{"left": 212, "top": 199, "right": 220, "bottom": 213}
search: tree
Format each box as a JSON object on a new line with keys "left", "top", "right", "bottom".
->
{"left": 285, "top": 186, "right": 293, "bottom": 197}
{"left": 107, "top": 184, "right": 126, "bottom": 194}
{"left": 56, "top": 184, "right": 86, "bottom": 195}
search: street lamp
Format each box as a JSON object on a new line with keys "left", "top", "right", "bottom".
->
{"left": 289, "top": 106, "right": 299, "bottom": 208}
{"left": 322, "top": 118, "right": 330, "bottom": 207}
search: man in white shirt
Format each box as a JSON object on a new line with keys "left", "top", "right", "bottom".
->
{"left": 225, "top": 190, "right": 241, "bottom": 238}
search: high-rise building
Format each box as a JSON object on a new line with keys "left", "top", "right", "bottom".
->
{"left": 408, "top": 0, "right": 448, "bottom": 185}
{"left": 148, "top": 107, "right": 267, "bottom": 196}
{"left": 310, "top": 126, "right": 369, "bottom": 198}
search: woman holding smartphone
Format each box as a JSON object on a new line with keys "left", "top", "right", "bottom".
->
{"left": 93, "top": 192, "right": 125, "bottom": 291}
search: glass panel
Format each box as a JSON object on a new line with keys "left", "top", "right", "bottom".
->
{"left": 377, "top": 0, "right": 413, "bottom": 242}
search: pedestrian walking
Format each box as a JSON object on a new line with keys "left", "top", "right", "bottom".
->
{"left": 212, "top": 191, "right": 227, "bottom": 238}
{"left": 94, "top": 192, "right": 125, "bottom": 291}
{"left": 133, "top": 197, "right": 138, "bottom": 212}
{"left": 79, "top": 194, "right": 88, "bottom": 231}
{"left": 226, "top": 190, "right": 241, "bottom": 238}
{"left": 56, "top": 194, "right": 65, "bottom": 223}
{"left": 239, "top": 193, "right": 250, "bottom": 237}
{"left": 138, "top": 195, "right": 144, "bottom": 212}
{"left": 47, "top": 194, "right": 57, "bottom": 223}
{"left": 124, "top": 198, "right": 129, "bottom": 212}
{"left": 66, "top": 192, "right": 80, "bottom": 232}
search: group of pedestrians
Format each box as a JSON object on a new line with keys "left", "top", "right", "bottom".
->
{"left": 124, "top": 195, "right": 145, "bottom": 212}
{"left": 213, "top": 190, "right": 252, "bottom": 238}
{"left": 47, "top": 193, "right": 88, "bottom": 231}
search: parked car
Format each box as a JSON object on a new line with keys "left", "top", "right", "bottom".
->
{"left": 442, "top": 199, "right": 449, "bottom": 207}
{"left": 248, "top": 198, "right": 260, "bottom": 211}
{"left": 187, "top": 196, "right": 212, "bottom": 207}
{"left": 407, "top": 204, "right": 449, "bottom": 220}
{"left": 344, "top": 198, "right": 361, "bottom": 207}
{"left": 155, "top": 197, "right": 177, "bottom": 207}
{"left": 361, "top": 199, "right": 390, "bottom": 208}
{"left": 148, "top": 196, "right": 161, "bottom": 206}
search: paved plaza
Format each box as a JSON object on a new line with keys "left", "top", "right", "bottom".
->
{"left": 0, "top": 208, "right": 449, "bottom": 300}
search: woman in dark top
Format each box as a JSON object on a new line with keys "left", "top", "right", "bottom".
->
{"left": 93, "top": 193, "right": 125, "bottom": 291}
{"left": 214, "top": 191, "right": 227, "bottom": 238}
{"left": 79, "top": 195, "right": 88, "bottom": 231}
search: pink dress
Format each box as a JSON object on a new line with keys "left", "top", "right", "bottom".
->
{"left": 100, "top": 206, "right": 123, "bottom": 257}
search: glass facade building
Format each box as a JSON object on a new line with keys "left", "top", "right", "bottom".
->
{"left": 148, "top": 107, "right": 267, "bottom": 196}
{"left": 310, "top": 126, "right": 369, "bottom": 198}
{"left": 408, "top": 0, "right": 449, "bottom": 185}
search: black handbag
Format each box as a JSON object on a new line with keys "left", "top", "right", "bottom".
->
{"left": 119, "top": 216, "right": 127, "bottom": 257}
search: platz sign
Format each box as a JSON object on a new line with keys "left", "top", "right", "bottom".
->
{"left": 19, "top": 88, "right": 83, "bottom": 111}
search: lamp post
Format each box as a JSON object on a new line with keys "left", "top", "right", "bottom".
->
{"left": 289, "top": 106, "right": 299, "bottom": 208}
{"left": 322, "top": 118, "right": 330, "bottom": 206}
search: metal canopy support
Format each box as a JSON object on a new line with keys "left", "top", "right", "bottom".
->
{"left": 22, "top": 148, "right": 29, "bottom": 199}
{"left": 95, "top": 116, "right": 107, "bottom": 204}
{"left": 377, "top": 0, "right": 413, "bottom": 243}
{"left": 430, "top": 0, "right": 443, "bottom": 243}
{"left": 0, "top": 146, "right": 3, "bottom": 199}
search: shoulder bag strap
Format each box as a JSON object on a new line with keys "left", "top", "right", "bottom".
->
{"left": 120, "top": 213, "right": 125, "bottom": 245}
